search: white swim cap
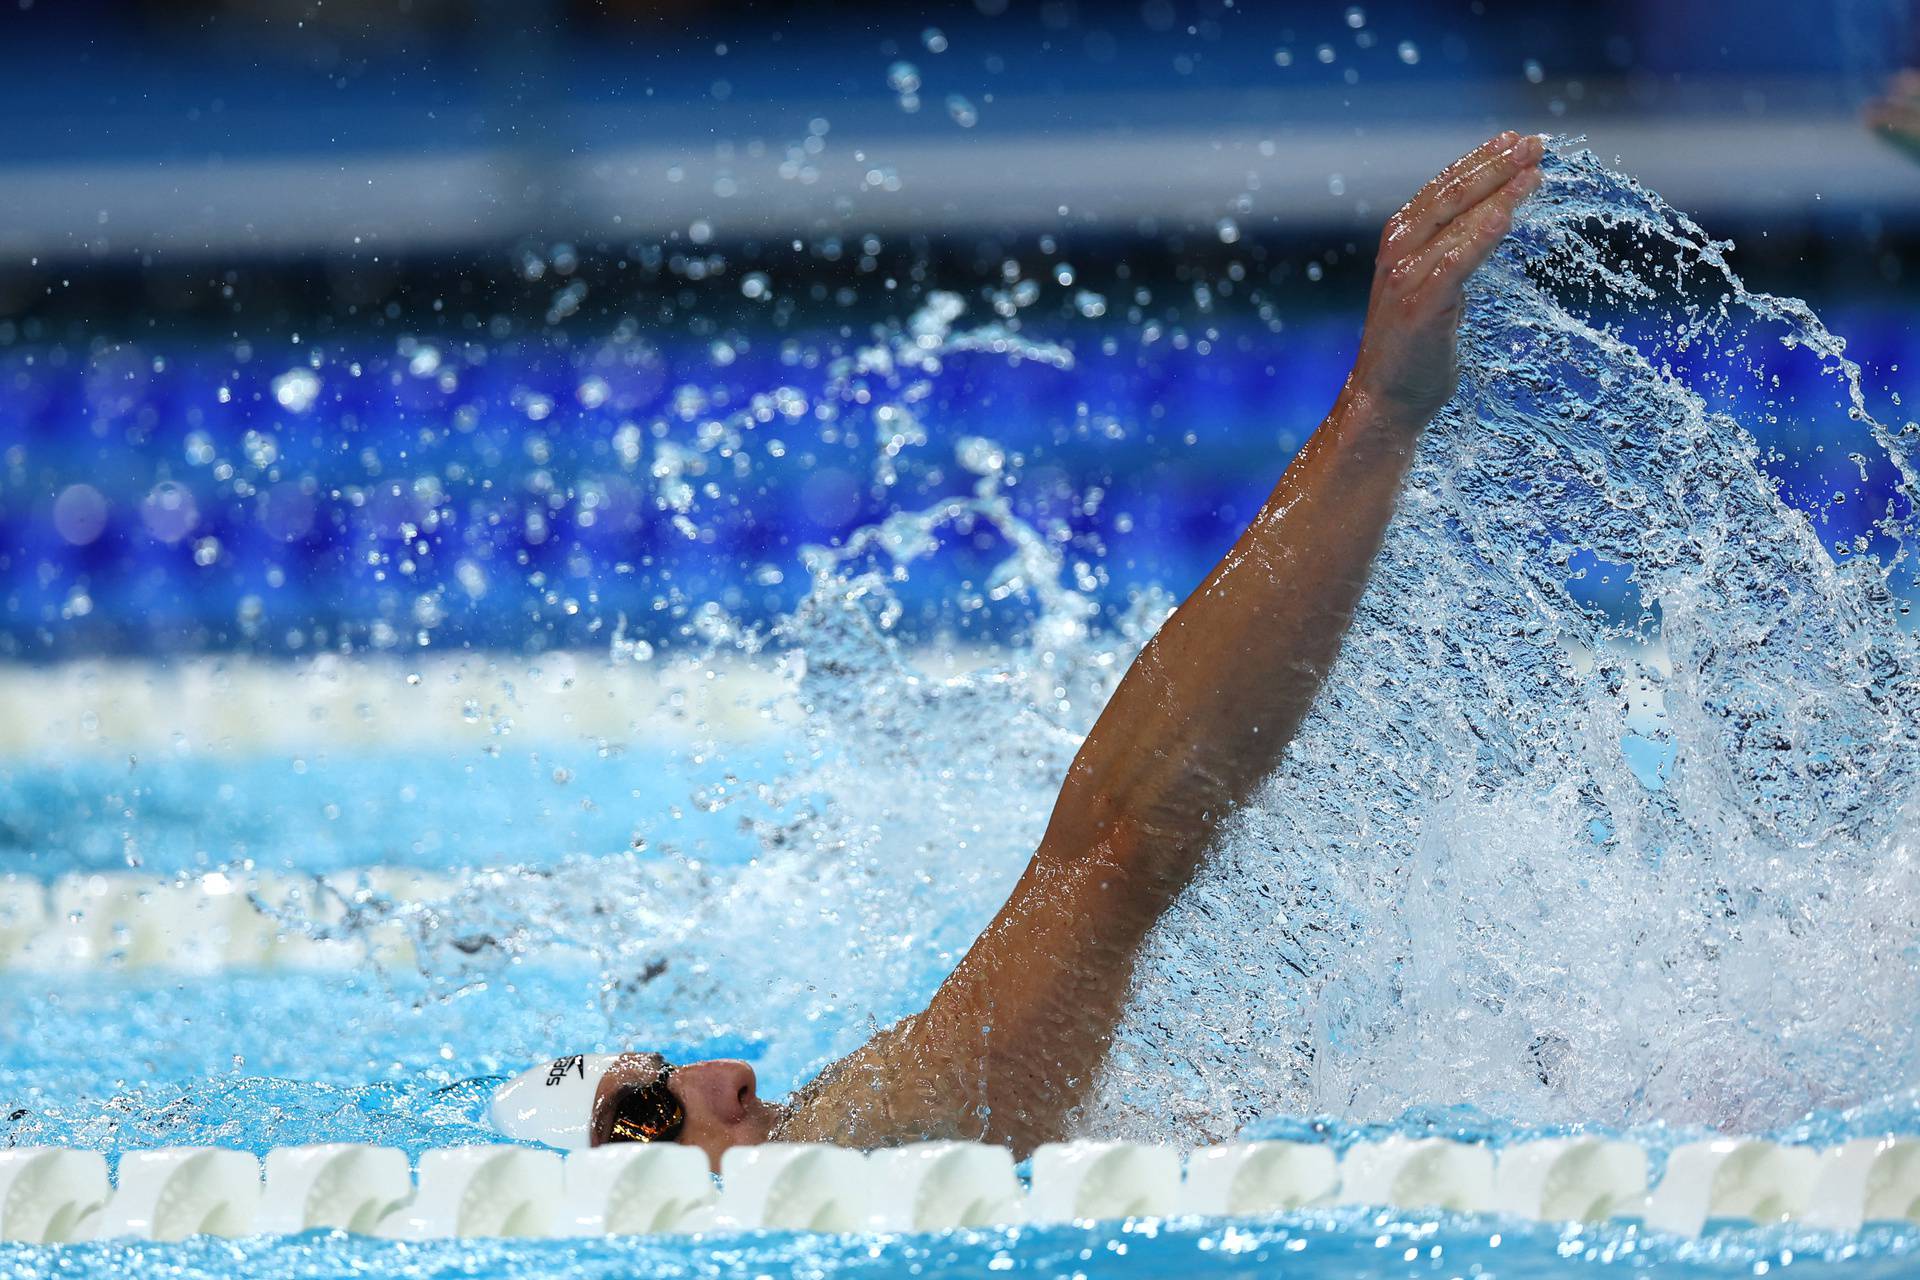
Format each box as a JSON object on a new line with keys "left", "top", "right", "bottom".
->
{"left": 489, "top": 1053, "right": 626, "bottom": 1149}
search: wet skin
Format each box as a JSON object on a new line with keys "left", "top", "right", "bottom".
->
{"left": 591, "top": 1053, "right": 783, "bottom": 1170}
{"left": 598, "top": 132, "right": 1547, "bottom": 1170}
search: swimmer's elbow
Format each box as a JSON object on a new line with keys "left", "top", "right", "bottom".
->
{"left": 1041, "top": 772, "right": 1213, "bottom": 887}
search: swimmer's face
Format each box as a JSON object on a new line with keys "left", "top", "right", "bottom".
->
{"left": 589, "top": 1052, "right": 782, "bottom": 1171}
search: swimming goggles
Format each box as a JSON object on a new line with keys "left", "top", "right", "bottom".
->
{"left": 598, "top": 1065, "right": 685, "bottom": 1145}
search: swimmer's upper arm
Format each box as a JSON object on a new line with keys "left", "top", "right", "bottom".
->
{"left": 776, "top": 786, "right": 1166, "bottom": 1153}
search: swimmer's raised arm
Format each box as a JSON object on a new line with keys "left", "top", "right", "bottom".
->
{"left": 778, "top": 133, "right": 1544, "bottom": 1155}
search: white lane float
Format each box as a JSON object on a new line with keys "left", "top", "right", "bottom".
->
{"left": 196, "top": 871, "right": 288, "bottom": 970}
{"left": 0, "top": 875, "right": 46, "bottom": 965}
{"left": 91, "top": 1148, "right": 261, "bottom": 1241}
{"left": 376, "top": 1146, "right": 563, "bottom": 1239}
{"left": 1338, "top": 1137, "right": 1495, "bottom": 1214}
{"left": 11, "top": 1131, "right": 1920, "bottom": 1243}
{"left": 1027, "top": 1141, "right": 1183, "bottom": 1223}
{"left": 562, "top": 1144, "right": 716, "bottom": 1236}
{"left": 1491, "top": 1138, "right": 1648, "bottom": 1223}
{"left": 1181, "top": 1141, "right": 1340, "bottom": 1215}
{"left": 327, "top": 867, "right": 459, "bottom": 968}
{"left": 866, "top": 1141, "right": 1023, "bottom": 1231}
{"left": 137, "top": 878, "right": 265, "bottom": 972}
{"left": 257, "top": 1144, "right": 413, "bottom": 1235}
{"left": 15, "top": 873, "right": 141, "bottom": 969}
{"left": 14, "top": 871, "right": 289, "bottom": 971}
{"left": 1800, "top": 1137, "right": 1920, "bottom": 1231}
{"left": 248, "top": 872, "right": 364, "bottom": 971}
{"left": 1640, "top": 1139, "right": 1822, "bottom": 1237}
{"left": 0, "top": 866, "right": 466, "bottom": 972}
{"left": 718, "top": 1143, "right": 871, "bottom": 1232}
{"left": 0, "top": 1148, "right": 110, "bottom": 1243}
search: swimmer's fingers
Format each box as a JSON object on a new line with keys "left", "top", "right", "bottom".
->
{"left": 1384, "top": 132, "right": 1540, "bottom": 256}
{"left": 1380, "top": 133, "right": 1511, "bottom": 253}
{"left": 1396, "top": 167, "right": 1539, "bottom": 306}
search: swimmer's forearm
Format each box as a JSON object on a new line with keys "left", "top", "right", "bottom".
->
{"left": 1036, "top": 132, "right": 1543, "bottom": 888}
{"left": 1046, "top": 385, "right": 1423, "bottom": 880}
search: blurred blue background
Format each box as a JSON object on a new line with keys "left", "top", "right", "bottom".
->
{"left": 1, "top": 0, "right": 1916, "bottom": 657}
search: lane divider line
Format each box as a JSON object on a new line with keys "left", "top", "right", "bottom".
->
{"left": 0, "top": 868, "right": 464, "bottom": 973}
{"left": 2, "top": 1135, "right": 1915, "bottom": 1244}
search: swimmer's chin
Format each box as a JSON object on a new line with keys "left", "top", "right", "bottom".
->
{"left": 761, "top": 1079, "right": 847, "bottom": 1146}
{"left": 760, "top": 1098, "right": 800, "bottom": 1143}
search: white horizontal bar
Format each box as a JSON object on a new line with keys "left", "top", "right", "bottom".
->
{"left": 0, "top": 111, "right": 1908, "bottom": 260}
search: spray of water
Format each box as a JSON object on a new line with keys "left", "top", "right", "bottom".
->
{"left": 1094, "top": 143, "right": 1920, "bottom": 1141}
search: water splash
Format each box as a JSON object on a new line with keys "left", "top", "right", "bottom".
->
{"left": 1092, "top": 143, "right": 1920, "bottom": 1141}
{"left": 400, "top": 295, "right": 1129, "bottom": 1094}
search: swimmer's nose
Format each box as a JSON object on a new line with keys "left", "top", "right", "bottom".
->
{"left": 672, "top": 1059, "right": 760, "bottom": 1123}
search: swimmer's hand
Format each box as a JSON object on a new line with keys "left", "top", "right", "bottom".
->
{"left": 1866, "top": 70, "right": 1920, "bottom": 164}
{"left": 1348, "top": 131, "right": 1543, "bottom": 426}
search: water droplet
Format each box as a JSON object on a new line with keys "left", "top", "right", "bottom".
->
{"left": 51, "top": 484, "right": 108, "bottom": 546}
{"left": 887, "top": 61, "right": 921, "bottom": 95}
{"left": 271, "top": 367, "right": 321, "bottom": 413}
{"left": 140, "top": 482, "right": 198, "bottom": 544}
{"left": 956, "top": 436, "right": 1006, "bottom": 475}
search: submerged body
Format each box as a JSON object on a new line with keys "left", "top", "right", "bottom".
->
{"left": 498, "top": 132, "right": 1548, "bottom": 1170}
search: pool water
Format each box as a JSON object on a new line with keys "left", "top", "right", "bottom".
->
{"left": 7, "top": 143, "right": 1920, "bottom": 1276}
{"left": 4, "top": 1208, "right": 1918, "bottom": 1280}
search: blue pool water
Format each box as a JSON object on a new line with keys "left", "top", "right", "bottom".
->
{"left": 4, "top": 1211, "right": 1918, "bottom": 1280}
{"left": 7, "top": 143, "right": 1920, "bottom": 1277}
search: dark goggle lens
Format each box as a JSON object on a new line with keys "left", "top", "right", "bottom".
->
{"left": 606, "top": 1071, "right": 685, "bottom": 1144}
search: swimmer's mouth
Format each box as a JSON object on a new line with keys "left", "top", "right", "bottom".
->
{"left": 591, "top": 1068, "right": 687, "bottom": 1146}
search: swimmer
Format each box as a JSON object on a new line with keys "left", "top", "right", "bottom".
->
{"left": 492, "top": 131, "right": 1547, "bottom": 1170}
